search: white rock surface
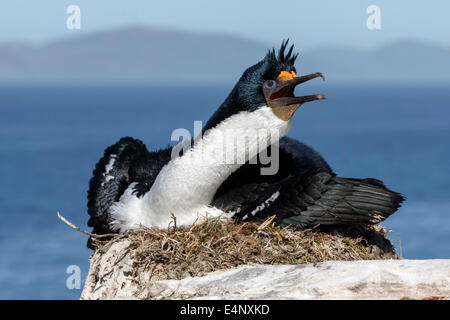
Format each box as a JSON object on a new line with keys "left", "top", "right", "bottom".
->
{"left": 81, "top": 241, "right": 449, "bottom": 300}
{"left": 157, "top": 260, "right": 450, "bottom": 300}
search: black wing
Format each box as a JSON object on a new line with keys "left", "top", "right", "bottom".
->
{"left": 212, "top": 137, "right": 404, "bottom": 226}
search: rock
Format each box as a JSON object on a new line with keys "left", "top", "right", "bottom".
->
{"left": 81, "top": 240, "right": 450, "bottom": 300}
{"left": 156, "top": 260, "right": 450, "bottom": 300}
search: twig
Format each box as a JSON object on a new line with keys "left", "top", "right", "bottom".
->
{"left": 396, "top": 232, "right": 403, "bottom": 258}
{"left": 168, "top": 213, "right": 177, "bottom": 232}
{"left": 257, "top": 215, "right": 276, "bottom": 231}
{"left": 57, "top": 211, "right": 117, "bottom": 239}
{"left": 385, "top": 227, "right": 403, "bottom": 259}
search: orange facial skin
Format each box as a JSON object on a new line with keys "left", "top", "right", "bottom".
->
{"left": 277, "top": 70, "right": 297, "bottom": 82}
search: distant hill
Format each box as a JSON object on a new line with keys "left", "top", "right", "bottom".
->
{"left": 0, "top": 26, "right": 448, "bottom": 82}
{"left": 299, "top": 41, "right": 450, "bottom": 82}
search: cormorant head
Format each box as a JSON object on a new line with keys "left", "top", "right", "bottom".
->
{"left": 233, "top": 39, "right": 325, "bottom": 121}
{"left": 203, "top": 40, "right": 325, "bottom": 133}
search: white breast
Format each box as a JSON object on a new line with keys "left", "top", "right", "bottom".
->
{"left": 109, "top": 106, "right": 292, "bottom": 232}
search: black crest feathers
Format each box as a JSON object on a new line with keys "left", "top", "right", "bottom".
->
{"left": 266, "top": 39, "right": 298, "bottom": 66}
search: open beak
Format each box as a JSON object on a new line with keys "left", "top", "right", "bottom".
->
{"left": 268, "top": 72, "right": 326, "bottom": 106}
{"left": 264, "top": 72, "right": 326, "bottom": 120}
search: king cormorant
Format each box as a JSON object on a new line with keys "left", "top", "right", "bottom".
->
{"left": 87, "top": 40, "right": 404, "bottom": 242}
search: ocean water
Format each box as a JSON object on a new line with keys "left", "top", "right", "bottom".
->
{"left": 0, "top": 82, "right": 449, "bottom": 299}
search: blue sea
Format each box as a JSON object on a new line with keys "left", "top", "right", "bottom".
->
{"left": 0, "top": 82, "right": 449, "bottom": 299}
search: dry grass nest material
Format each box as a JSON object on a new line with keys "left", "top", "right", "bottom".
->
{"left": 90, "top": 216, "right": 399, "bottom": 281}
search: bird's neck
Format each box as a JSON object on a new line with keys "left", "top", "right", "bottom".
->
{"left": 144, "top": 106, "right": 291, "bottom": 226}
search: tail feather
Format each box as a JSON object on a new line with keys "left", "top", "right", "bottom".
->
{"left": 87, "top": 137, "right": 148, "bottom": 235}
{"left": 277, "top": 172, "right": 404, "bottom": 227}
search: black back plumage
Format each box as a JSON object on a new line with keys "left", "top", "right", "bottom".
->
{"left": 87, "top": 137, "right": 171, "bottom": 237}
{"left": 87, "top": 137, "right": 146, "bottom": 235}
{"left": 213, "top": 137, "right": 404, "bottom": 226}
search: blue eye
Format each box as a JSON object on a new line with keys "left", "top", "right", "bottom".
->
{"left": 263, "top": 80, "right": 277, "bottom": 90}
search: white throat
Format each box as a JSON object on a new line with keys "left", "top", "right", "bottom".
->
{"left": 110, "top": 106, "right": 292, "bottom": 232}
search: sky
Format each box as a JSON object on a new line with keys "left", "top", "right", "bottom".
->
{"left": 0, "top": 0, "right": 448, "bottom": 50}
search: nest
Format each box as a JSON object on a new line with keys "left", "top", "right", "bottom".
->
{"left": 90, "top": 216, "right": 399, "bottom": 282}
